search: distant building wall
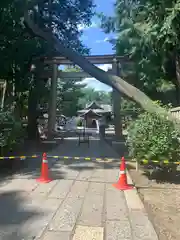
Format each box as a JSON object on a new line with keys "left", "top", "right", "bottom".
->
{"left": 170, "top": 107, "right": 180, "bottom": 119}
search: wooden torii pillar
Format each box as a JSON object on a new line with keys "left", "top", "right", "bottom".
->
{"left": 48, "top": 60, "right": 58, "bottom": 136}
{"left": 46, "top": 63, "right": 90, "bottom": 137}
{"left": 44, "top": 54, "right": 127, "bottom": 139}
{"left": 112, "top": 58, "right": 123, "bottom": 141}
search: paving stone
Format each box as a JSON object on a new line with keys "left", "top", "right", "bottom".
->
{"left": 49, "top": 163, "right": 67, "bottom": 178}
{"left": 68, "top": 162, "right": 95, "bottom": 169}
{"left": 51, "top": 167, "right": 79, "bottom": 180}
{"left": 48, "top": 190, "right": 84, "bottom": 232}
{"left": 63, "top": 167, "right": 80, "bottom": 180}
{"left": 68, "top": 181, "right": 89, "bottom": 199}
{"left": 31, "top": 180, "right": 58, "bottom": 197}
{"left": 0, "top": 139, "right": 158, "bottom": 240}
{"left": 0, "top": 178, "right": 13, "bottom": 187}
{"left": 132, "top": 224, "right": 158, "bottom": 240}
{"left": 19, "top": 198, "right": 62, "bottom": 239}
{"left": 13, "top": 172, "right": 35, "bottom": 179}
{"left": 78, "top": 195, "right": 104, "bottom": 227}
{"left": 90, "top": 169, "right": 105, "bottom": 182}
{"left": 105, "top": 221, "right": 132, "bottom": 240}
{"left": 76, "top": 170, "right": 93, "bottom": 181}
{"left": 41, "top": 230, "right": 71, "bottom": 240}
{"left": 78, "top": 183, "right": 104, "bottom": 226}
{"left": 129, "top": 210, "right": 158, "bottom": 240}
{"left": 0, "top": 226, "right": 20, "bottom": 240}
{"left": 129, "top": 210, "right": 149, "bottom": 225}
{"left": 48, "top": 179, "right": 74, "bottom": 199}
{"left": 73, "top": 225, "right": 103, "bottom": 240}
{"left": 51, "top": 163, "right": 63, "bottom": 169}
{"left": 124, "top": 189, "right": 145, "bottom": 211}
{"left": 0, "top": 190, "right": 38, "bottom": 239}
{"left": 48, "top": 197, "right": 83, "bottom": 232}
{"left": 104, "top": 169, "right": 119, "bottom": 183}
{"left": 0, "top": 190, "right": 32, "bottom": 221}
{"left": 85, "top": 182, "right": 104, "bottom": 196}
{"left": 126, "top": 171, "right": 134, "bottom": 185}
{"left": 0, "top": 195, "right": 61, "bottom": 240}
{"left": 0, "top": 179, "right": 38, "bottom": 192}
{"left": 105, "top": 184, "right": 128, "bottom": 221}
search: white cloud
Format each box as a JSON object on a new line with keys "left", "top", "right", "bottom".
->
{"left": 78, "top": 21, "right": 99, "bottom": 31}
{"left": 95, "top": 37, "right": 110, "bottom": 43}
{"left": 81, "top": 64, "right": 112, "bottom": 92}
{"left": 98, "top": 64, "right": 112, "bottom": 71}
{"left": 95, "top": 36, "right": 118, "bottom": 44}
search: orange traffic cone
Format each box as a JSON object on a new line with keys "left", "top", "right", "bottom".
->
{"left": 113, "top": 156, "right": 134, "bottom": 190}
{"left": 36, "top": 153, "right": 52, "bottom": 183}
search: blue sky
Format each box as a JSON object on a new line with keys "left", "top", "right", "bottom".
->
{"left": 80, "top": 0, "right": 116, "bottom": 92}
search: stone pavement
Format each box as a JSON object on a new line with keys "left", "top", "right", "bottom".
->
{"left": 0, "top": 138, "right": 158, "bottom": 240}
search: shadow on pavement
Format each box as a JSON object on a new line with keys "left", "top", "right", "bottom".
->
{"left": 59, "top": 158, "right": 120, "bottom": 171}
{"left": 0, "top": 136, "right": 122, "bottom": 181}
{"left": 0, "top": 140, "right": 66, "bottom": 182}
{"left": 47, "top": 137, "right": 121, "bottom": 174}
{"left": 0, "top": 136, "right": 122, "bottom": 238}
{"left": 0, "top": 190, "right": 42, "bottom": 240}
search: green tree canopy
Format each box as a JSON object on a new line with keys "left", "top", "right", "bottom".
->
{"left": 56, "top": 66, "right": 86, "bottom": 116}
{"left": 0, "top": 0, "right": 96, "bottom": 139}
{"left": 79, "top": 87, "right": 111, "bottom": 108}
{"left": 99, "top": 0, "right": 180, "bottom": 104}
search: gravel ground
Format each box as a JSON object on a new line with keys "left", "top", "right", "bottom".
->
{"left": 127, "top": 163, "right": 180, "bottom": 240}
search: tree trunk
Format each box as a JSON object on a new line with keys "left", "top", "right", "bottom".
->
{"left": 175, "top": 55, "right": 180, "bottom": 105}
{"left": 174, "top": 84, "right": 180, "bottom": 105}
{"left": 1, "top": 80, "right": 6, "bottom": 110}
{"left": 24, "top": 11, "right": 180, "bottom": 126}
{"left": 27, "top": 78, "right": 39, "bottom": 140}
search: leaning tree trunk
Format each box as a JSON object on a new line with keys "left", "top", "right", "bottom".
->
{"left": 175, "top": 55, "right": 180, "bottom": 105}
{"left": 24, "top": 8, "right": 180, "bottom": 128}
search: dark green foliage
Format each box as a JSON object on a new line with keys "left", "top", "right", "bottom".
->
{"left": 0, "top": 0, "right": 95, "bottom": 142}
{"left": 0, "top": 110, "right": 25, "bottom": 148}
{"left": 79, "top": 88, "right": 112, "bottom": 108}
{"left": 127, "top": 105, "right": 180, "bottom": 162}
{"left": 56, "top": 66, "right": 86, "bottom": 117}
{"left": 99, "top": 0, "right": 180, "bottom": 105}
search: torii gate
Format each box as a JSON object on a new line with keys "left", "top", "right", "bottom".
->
{"left": 42, "top": 54, "right": 125, "bottom": 141}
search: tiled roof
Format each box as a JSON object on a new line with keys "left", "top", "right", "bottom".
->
{"left": 85, "top": 101, "right": 103, "bottom": 110}
{"left": 79, "top": 109, "right": 102, "bottom": 117}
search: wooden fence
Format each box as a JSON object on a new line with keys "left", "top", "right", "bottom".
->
{"left": 170, "top": 107, "right": 180, "bottom": 119}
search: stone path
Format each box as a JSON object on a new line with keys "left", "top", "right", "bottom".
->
{"left": 0, "top": 138, "right": 158, "bottom": 239}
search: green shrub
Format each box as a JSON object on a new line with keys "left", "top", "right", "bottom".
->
{"left": 126, "top": 108, "right": 180, "bottom": 163}
{"left": 121, "top": 98, "right": 142, "bottom": 127}
{"left": 0, "top": 110, "right": 26, "bottom": 150}
{"left": 77, "top": 118, "right": 83, "bottom": 127}
{"left": 121, "top": 98, "right": 141, "bottom": 112}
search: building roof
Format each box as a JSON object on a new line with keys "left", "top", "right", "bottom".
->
{"left": 78, "top": 103, "right": 112, "bottom": 115}
{"left": 85, "top": 101, "right": 103, "bottom": 110}
{"left": 78, "top": 109, "right": 106, "bottom": 114}
{"left": 79, "top": 109, "right": 102, "bottom": 118}
{"left": 78, "top": 102, "right": 112, "bottom": 116}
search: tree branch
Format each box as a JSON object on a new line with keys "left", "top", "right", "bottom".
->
{"left": 24, "top": 7, "right": 180, "bottom": 126}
